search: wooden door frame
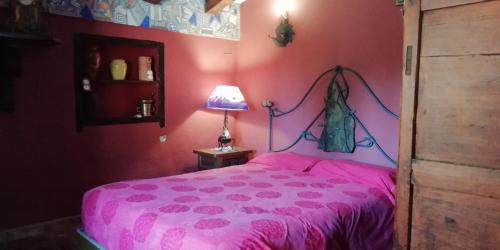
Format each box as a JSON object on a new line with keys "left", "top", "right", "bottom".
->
{"left": 395, "top": 0, "right": 421, "bottom": 249}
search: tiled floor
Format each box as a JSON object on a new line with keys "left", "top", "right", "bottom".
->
{"left": 0, "top": 216, "right": 80, "bottom": 250}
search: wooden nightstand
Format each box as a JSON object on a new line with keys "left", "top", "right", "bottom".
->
{"left": 193, "top": 147, "right": 253, "bottom": 171}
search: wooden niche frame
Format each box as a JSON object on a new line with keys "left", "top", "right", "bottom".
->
{"left": 73, "top": 33, "right": 165, "bottom": 131}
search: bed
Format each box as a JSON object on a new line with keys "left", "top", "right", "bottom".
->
{"left": 80, "top": 152, "right": 395, "bottom": 250}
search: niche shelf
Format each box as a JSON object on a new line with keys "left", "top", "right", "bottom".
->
{"left": 74, "top": 33, "right": 165, "bottom": 131}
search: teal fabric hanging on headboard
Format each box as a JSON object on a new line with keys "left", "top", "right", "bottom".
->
{"left": 263, "top": 65, "right": 399, "bottom": 165}
{"left": 318, "top": 82, "right": 355, "bottom": 153}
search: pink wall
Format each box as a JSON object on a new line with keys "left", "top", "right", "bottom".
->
{"left": 234, "top": 0, "right": 403, "bottom": 167}
{"left": 0, "top": 15, "right": 238, "bottom": 230}
{"left": 0, "top": 0, "right": 403, "bottom": 230}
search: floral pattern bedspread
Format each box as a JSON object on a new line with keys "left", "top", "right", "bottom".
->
{"left": 82, "top": 160, "right": 394, "bottom": 250}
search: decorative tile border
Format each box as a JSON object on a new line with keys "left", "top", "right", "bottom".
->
{"left": 45, "top": 0, "right": 241, "bottom": 40}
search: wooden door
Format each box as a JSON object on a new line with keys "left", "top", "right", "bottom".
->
{"left": 396, "top": 0, "right": 500, "bottom": 249}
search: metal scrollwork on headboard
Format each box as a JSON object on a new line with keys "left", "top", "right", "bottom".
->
{"left": 262, "top": 65, "right": 399, "bottom": 165}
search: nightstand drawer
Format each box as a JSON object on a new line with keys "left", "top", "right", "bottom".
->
{"left": 194, "top": 147, "right": 253, "bottom": 171}
{"left": 200, "top": 156, "right": 216, "bottom": 167}
{"left": 222, "top": 157, "right": 248, "bottom": 167}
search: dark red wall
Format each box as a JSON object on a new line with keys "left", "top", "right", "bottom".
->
{"left": 234, "top": 0, "right": 403, "bottom": 167}
{"left": 0, "top": 15, "right": 238, "bottom": 230}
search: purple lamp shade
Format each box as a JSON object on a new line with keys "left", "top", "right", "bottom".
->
{"left": 204, "top": 85, "right": 249, "bottom": 111}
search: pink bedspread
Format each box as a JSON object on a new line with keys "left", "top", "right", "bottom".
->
{"left": 82, "top": 157, "right": 395, "bottom": 250}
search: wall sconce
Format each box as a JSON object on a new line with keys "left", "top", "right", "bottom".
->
{"left": 269, "top": 0, "right": 295, "bottom": 47}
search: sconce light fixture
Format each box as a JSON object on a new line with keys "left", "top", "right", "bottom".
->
{"left": 270, "top": 0, "right": 295, "bottom": 47}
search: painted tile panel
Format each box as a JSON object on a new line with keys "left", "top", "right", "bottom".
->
{"left": 45, "top": 0, "right": 241, "bottom": 40}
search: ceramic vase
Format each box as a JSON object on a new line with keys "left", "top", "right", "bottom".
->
{"left": 138, "top": 56, "right": 154, "bottom": 81}
{"left": 110, "top": 59, "right": 127, "bottom": 80}
{"left": 86, "top": 46, "right": 101, "bottom": 81}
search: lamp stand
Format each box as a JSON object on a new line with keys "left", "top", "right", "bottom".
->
{"left": 218, "top": 110, "right": 233, "bottom": 151}
{"left": 223, "top": 110, "right": 228, "bottom": 131}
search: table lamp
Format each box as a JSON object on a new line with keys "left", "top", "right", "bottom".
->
{"left": 205, "top": 85, "right": 248, "bottom": 151}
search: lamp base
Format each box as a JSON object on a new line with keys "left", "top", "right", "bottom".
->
{"left": 214, "top": 146, "right": 234, "bottom": 152}
{"left": 217, "top": 124, "right": 232, "bottom": 151}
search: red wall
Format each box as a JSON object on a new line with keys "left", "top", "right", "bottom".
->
{"left": 0, "top": 15, "right": 238, "bottom": 230}
{"left": 234, "top": 0, "right": 403, "bottom": 167}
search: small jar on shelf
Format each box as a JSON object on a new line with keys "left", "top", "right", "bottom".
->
{"left": 110, "top": 59, "right": 127, "bottom": 80}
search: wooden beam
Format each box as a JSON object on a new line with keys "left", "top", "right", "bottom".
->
{"left": 205, "top": 0, "right": 233, "bottom": 14}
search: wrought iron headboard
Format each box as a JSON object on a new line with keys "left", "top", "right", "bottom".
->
{"left": 261, "top": 65, "right": 399, "bottom": 165}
